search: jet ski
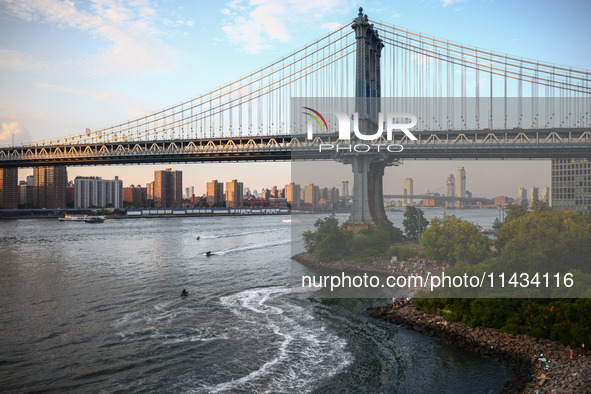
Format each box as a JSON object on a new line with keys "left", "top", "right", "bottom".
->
{"left": 205, "top": 251, "right": 212, "bottom": 257}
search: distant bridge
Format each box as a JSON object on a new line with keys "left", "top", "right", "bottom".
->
{"left": 383, "top": 194, "right": 490, "bottom": 203}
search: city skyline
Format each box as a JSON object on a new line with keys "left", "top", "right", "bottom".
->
{"left": 10, "top": 160, "right": 551, "bottom": 199}
{"left": 1, "top": 1, "right": 589, "bottom": 201}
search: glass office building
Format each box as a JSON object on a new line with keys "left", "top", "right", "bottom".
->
{"left": 551, "top": 158, "right": 591, "bottom": 212}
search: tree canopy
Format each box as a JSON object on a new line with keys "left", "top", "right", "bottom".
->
{"left": 302, "top": 216, "right": 403, "bottom": 260}
{"left": 302, "top": 216, "right": 352, "bottom": 260}
{"left": 421, "top": 214, "right": 491, "bottom": 264}
{"left": 496, "top": 208, "right": 591, "bottom": 273}
{"left": 402, "top": 206, "right": 428, "bottom": 241}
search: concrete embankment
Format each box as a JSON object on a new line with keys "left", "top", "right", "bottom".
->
{"left": 370, "top": 304, "right": 591, "bottom": 393}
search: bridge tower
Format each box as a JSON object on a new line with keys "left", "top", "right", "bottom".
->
{"left": 346, "top": 8, "right": 391, "bottom": 230}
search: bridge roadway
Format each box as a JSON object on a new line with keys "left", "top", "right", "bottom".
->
{"left": 0, "top": 128, "right": 590, "bottom": 168}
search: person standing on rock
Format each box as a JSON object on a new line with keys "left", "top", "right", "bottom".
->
{"left": 569, "top": 346, "right": 574, "bottom": 359}
{"left": 582, "top": 342, "right": 586, "bottom": 357}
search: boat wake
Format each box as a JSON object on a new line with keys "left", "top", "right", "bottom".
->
{"left": 204, "top": 239, "right": 291, "bottom": 256}
{"left": 113, "top": 302, "right": 235, "bottom": 345}
{"left": 197, "top": 228, "right": 276, "bottom": 239}
{"left": 197, "top": 286, "right": 352, "bottom": 393}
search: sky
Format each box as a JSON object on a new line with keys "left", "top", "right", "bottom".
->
{"left": 1, "top": 0, "right": 590, "bottom": 197}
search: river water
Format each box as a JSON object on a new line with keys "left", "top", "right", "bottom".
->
{"left": 0, "top": 210, "right": 510, "bottom": 392}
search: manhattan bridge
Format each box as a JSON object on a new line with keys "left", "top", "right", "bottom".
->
{"left": 1, "top": 8, "right": 590, "bottom": 226}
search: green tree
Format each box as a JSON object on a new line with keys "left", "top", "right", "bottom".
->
{"left": 496, "top": 209, "right": 591, "bottom": 272}
{"left": 303, "top": 216, "right": 352, "bottom": 260}
{"left": 351, "top": 220, "right": 404, "bottom": 256}
{"left": 402, "top": 206, "right": 428, "bottom": 241}
{"left": 492, "top": 217, "right": 502, "bottom": 231}
{"left": 503, "top": 203, "right": 528, "bottom": 225}
{"left": 421, "top": 215, "right": 491, "bottom": 264}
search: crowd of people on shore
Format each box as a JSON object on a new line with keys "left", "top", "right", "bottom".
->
{"left": 373, "top": 256, "right": 450, "bottom": 277}
{"left": 569, "top": 343, "right": 586, "bottom": 359}
{"left": 391, "top": 296, "right": 412, "bottom": 308}
{"left": 372, "top": 256, "right": 450, "bottom": 295}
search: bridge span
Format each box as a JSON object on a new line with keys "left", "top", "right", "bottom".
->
{"left": 1, "top": 128, "right": 589, "bottom": 168}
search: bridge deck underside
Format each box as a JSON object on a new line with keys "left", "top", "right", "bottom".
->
{"left": 0, "top": 129, "right": 590, "bottom": 167}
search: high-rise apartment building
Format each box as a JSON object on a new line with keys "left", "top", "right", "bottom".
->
{"left": 271, "top": 186, "right": 279, "bottom": 198}
{"left": 303, "top": 184, "right": 320, "bottom": 207}
{"left": 0, "top": 168, "right": 18, "bottom": 209}
{"left": 285, "top": 183, "right": 301, "bottom": 207}
{"left": 516, "top": 187, "right": 528, "bottom": 206}
{"left": 74, "top": 176, "right": 123, "bottom": 208}
{"left": 147, "top": 181, "right": 155, "bottom": 201}
{"left": 445, "top": 174, "right": 456, "bottom": 209}
{"left": 260, "top": 188, "right": 271, "bottom": 200}
{"left": 19, "top": 174, "right": 31, "bottom": 207}
{"left": 540, "top": 186, "right": 550, "bottom": 206}
{"left": 528, "top": 187, "right": 539, "bottom": 207}
{"left": 342, "top": 181, "right": 349, "bottom": 198}
{"left": 123, "top": 184, "right": 148, "bottom": 205}
{"left": 403, "top": 178, "right": 413, "bottom": 205}
{"left": 226, "top": 179, "right": 244, "bottom": 208}
{"left": 446, "top": 174, "right": 455, "bottom": 197}
{"left": 328, "top": 187, "right": 340, "bottom": 202}
{"left": 206, "top": 180, "right": 224, "bottom": 206}
{"left": 154, "top": 168, "right": 182, "bottom": 208}
{"left": 19, "top": 176, "right": 34, "bottom": 207}
{"left": 457, "top": 167, "right": 466, "bottom": 198}
{"left": 33, "top": 166, "right": 67, "bottom": 209}
{"left": 552, "top": 158, "right": 591, "bottom": 212}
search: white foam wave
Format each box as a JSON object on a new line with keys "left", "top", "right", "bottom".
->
{"left": 197, "top": 228, "right": 276, "bottom": 239}
{"left": 205, "top": 287, "right": 352, "bottom": 393}
{"left": 207, "top": 239, "right": 291, "bottom": 256}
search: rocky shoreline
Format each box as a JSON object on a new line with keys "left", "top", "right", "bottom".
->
{"left": 370, "top": 304, "right": 591, "bottom": 393}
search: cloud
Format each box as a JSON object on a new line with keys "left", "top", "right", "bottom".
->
{"left": 0, "top": 0, "right": 178, "bottom": 74}
{"left": 0, "top": 121, "right": 32, "bottom": 145}
{"left": 320, "top": 22, "right": 344, "bottom": 32}
{"left": 442, "top": 0, "right": 465, "bottom": 7}
{"left": 0, "top": 49, "right": 52, "bottom": 73}
{"left": 221, "top": 0, "right": 348, "bottom": 54}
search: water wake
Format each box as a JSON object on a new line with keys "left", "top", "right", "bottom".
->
{"left": 203, "top": 239, "right": 291, "bottom": 256}
{"left": 197, "top": 228, "right": 276, "bottom": 239}
{"left": 201, "top": 287, "right": 352, "bottom": 393}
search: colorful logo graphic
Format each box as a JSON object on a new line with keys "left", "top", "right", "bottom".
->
{"left": 302, "top": 107, "right": 328, "bottom": 131}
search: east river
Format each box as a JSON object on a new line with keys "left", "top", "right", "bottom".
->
{"left": 0, "top": 209, "right": 511, "bottom": 392}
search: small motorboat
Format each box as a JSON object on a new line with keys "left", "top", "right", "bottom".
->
{"left": 205, "top": 251, "right": 212, "bottom": 257}
{"left": 196, "top": 236, "right": 200, "bottom": 240}
{"left": 180, "top": 289, "right": 188, "bottom": 297}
